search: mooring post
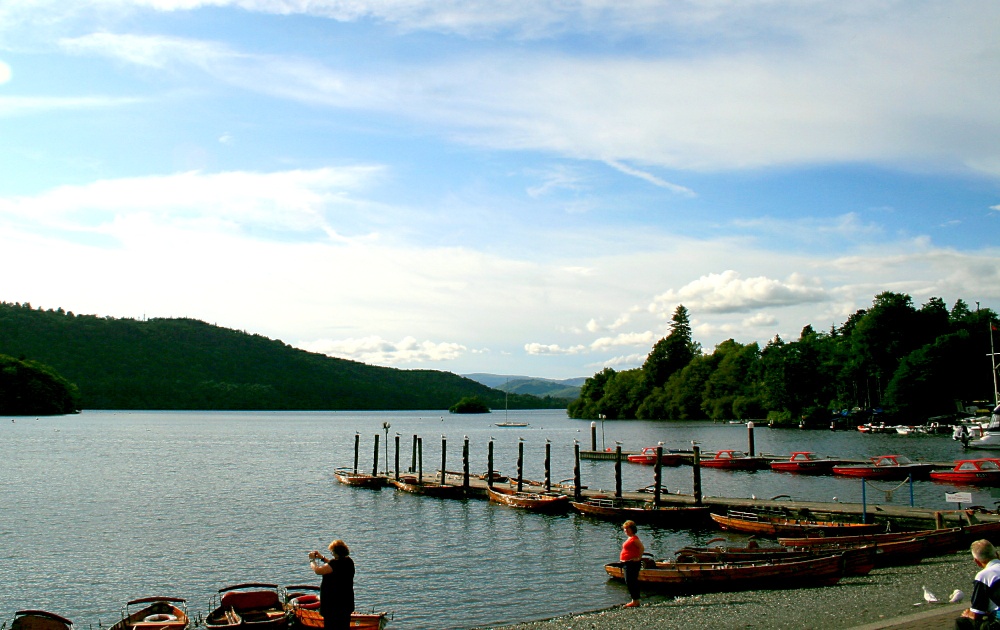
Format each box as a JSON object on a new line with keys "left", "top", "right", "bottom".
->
{"left": 517, "top": 439, "right": 524, "bottom": 492}
{"left": 488, "top": 439, "right": 495, "bottom": 488}
{"left": 615, "top": 444, "right": 622, "bottom": 499}
{"left": 909, "top": 474, "right": 914, "bottom": 507}
{"left": 545, "top": 440, "right": 552, "bottom": 491}
{"left": 353, "top": 433, "right": 360, "bottom": 474}
{"left": 653, "top": 444, "right": 663, "bottom": 506}
{"left": 463, "top": 436, "right": 470, "bottom": 491}
{"left": 574, "top": 441, "right": 582, "bottom": 502}
{"left": 372, "top": 434, "right": 380, "bottom": 477}
{"left": 410, "top": 434, "right": 417, "bottom": 473}
{"left": 935, "top": 511, "right": 945, "bottom": 529}
{"left": 394, "top": 434, "right": 400, "bottom": 481}
{"left": 590, "top": 421, "right": 597, "bottom": 451}
{"left": 440, "top": 435, "right": 447, "bottom": 486}
{"left": 417, "top": 436, "right": 423, "bottom": 483}
{"left": 692, "top": 443, "right": 703, "bottom": 505}
{"left": 747, "top": 421, "right": 755, "bottom": 456}
{"left": 861, "top": 479, "right": 868, "bottom": 524}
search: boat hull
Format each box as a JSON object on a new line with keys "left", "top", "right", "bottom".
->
{"left": 486, "top": 485, "right": 570, "bottom": 512}
{"left": 674, "top": 544, "right": 876, "bottom": 576}
{"left": 710, "top": 512, "right": 883, "bottom": 537}
{"left": 389, "top": 476, "right": 469, "bottom": 498}
{"left": 109, "top": 598, "right": 189, "bottom": 630}
{"left": 206, "top": 584, "right": 288, "bottom": 630}
{"left": 570, "top": 499, "right": 710, "bottom": 527}
{"left": 831, "top": 465, "right": 934, "bottom": 480}
{"left": 604, "top": 554, "right": 844, "bottom": 592}
{"left": 333, "top": 470, "right": 386, "bottom": 489}
{"left": 10, "top": 611, "right": 74, "bottom": 630}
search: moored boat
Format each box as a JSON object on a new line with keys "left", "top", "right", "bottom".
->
{"left": 930, "top": 459, "right": 1000, "bottom": 486}
{"left": 282, "top": 585, "right": 390, "bottom": 630}
{"left": 5, "top": 611, "right": 74, "bottom": 630}
{"left": 778, "top": 526, "right": 966, "bottom": 559}
{"left": 333, "top": 467, "right": 386, "bottom": 489}
{"left": 205, "top": 583, "right": 288, "bottom": 630}
{"left": 969, "top": 404, "right": 1000, "bottom": 450}
{"left": 769, "top": 451, "right": 841, "bottom": 474}
{"left": 710, "top": 510, "right": 884, "bottom": 537}
{"left": 674, "top": 539, "right": 876, "bottom": 576}
{"left": 626, "top": 446, "right": 684, "bottom": 466}
{"left": 109, "top": 597, "right": 189, "bottom": 630}
{"left": 604, "top": 553, "right": 845, "bottom": 592}
{"left": 486, "top": 485, "right": 570, "bottom": 512}
{"left": 831, "top": 454, "right": 935, "bottom": 480}
{"left": 570, "top": 497, "right": 710, "bottom": 527}
{"left": 699, "top": 450, "right": 768, "bottom": 470}
{"left": 389, "top": 474, "right": 469, "bottom": 498}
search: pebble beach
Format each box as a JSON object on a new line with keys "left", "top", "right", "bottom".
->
{"left": 482, "top": 552, "right": 972, "bottom": 630}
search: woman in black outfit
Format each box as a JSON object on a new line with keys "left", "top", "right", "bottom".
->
{"left": 308, "top": 539, "right": 355, "bottom": 630}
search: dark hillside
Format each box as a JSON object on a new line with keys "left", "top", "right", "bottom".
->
{"left": 0, "top": 303, "right": 569, "bottom": 411}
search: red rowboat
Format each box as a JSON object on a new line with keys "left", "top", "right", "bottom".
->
{"left": 486, "top": 485, "right": 570, "bottom": 512}
{"left": 205, "top": 584, "right": 288, "bottom": 630}
{"left": 699, "top": 450, "right": 768, "bottom": 470}
{"left": 930, "top": 459, "right": 1000, "bottom": 486}
{"left": 570, "top": 497, "right": 710, "bottom": 527}
{"left": 831, "top": 454, "right": 934, "bottom": 480}
{"left": 769, "top": 452, "right": 841, "bottom": 474}
{"left": 710, "top": 510, "right": 883, "bottom": 537}
{"left": 282, "top": 586, "right": 390, "bottom": 630}
{"left": 626, "top": 447, "right": 684, "bottom": 466}
{"left": 109, "top": 597, "right": 189, "bottom": 630}
{"left": 604, "top": 553, "right": 845, "bottom": 592}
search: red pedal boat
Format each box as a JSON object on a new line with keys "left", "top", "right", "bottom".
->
{"left": 626, "top": 446, "right": 684, "bottom": 466}
{"left": 699, "top": 450, "right": 768, "bottom": 470}
{"left": 831, "top": 454, "right": 934, "bottom": 480}
{"left": 930, "top": 459, "right": 1000, "bottom": 486}
{"left": 769, "top": 452, "right": 841, "bottom": 474}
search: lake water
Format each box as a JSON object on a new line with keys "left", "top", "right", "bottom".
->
{"left": 3, "top": 409, "right": 996, "bottom": 629}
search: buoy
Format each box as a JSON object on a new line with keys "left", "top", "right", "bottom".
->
{"left": 142, "top": 614, "right": 177, "bottom": 623}
{"left": 290, "top": 594, "right": 321, "bottom": 610}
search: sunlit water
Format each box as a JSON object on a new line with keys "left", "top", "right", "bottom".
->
{"left": 2, "top": 410, "right": 994, "bottom": 629}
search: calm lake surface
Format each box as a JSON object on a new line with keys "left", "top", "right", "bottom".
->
{"left": 3, "top": 409, "right": 996, "bottom": 629}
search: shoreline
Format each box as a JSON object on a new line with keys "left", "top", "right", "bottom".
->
{"left": 480, "top": 552, "right": 973, "bottom": 630}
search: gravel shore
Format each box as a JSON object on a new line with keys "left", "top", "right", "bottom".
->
{"left": 480, "top": 552, "right": 973, "bottom": 630}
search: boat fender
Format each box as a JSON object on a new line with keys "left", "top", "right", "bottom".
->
{"left": 290, "top": 594, "right": 321, "bottom": 610}
{"left": 142, "top": 614, "right": 178, "bottom": 623}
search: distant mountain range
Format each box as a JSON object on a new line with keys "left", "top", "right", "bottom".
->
{"left": 462, "top": 373, "right": 585, "bottom": 399}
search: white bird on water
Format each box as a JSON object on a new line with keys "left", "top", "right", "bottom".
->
{"left": 922, "top": 586, "right": 939, "bottom": 604}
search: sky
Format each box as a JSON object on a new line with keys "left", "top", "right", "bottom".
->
{"left": 1, "top": 1, "right": 999, "bottom": 381}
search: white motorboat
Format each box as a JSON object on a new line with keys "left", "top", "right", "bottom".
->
{"left": 970, "top": 405, "right": 1000, "bottom": 450}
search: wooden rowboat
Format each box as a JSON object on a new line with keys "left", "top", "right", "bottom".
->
{"left": 282, "top": 585, "right": 390, "bottom": 630}
{"left": 205, "top": 583, "right": 288, "bottom": 630}
{"left": 674, "top": 540, "right": 876, "bottom": 576}
{"left": 711, "top": 511, "right": 884, "bottom": 537}
{"left": 486, "top": 485, "right": 570, "bottom": 512}
{"left": 389, "top": 475, "right": 469, "bottom": 498}
{"left": 604, "top": 553, "right": 845, "bottom": 592}
{"left": 6, "top": 611, "right": 74, "bottom": 630}
{"left": 109, "top": 597, "right": 189, "bottom": 630}
{"left": 570, "top": 498, "right": 710, "bottom": 527}
{"left": 778, "top": 525, "right": 968, "bottom": 558}
{"left": 333, "top": 467, "right": 386, "bottom": 489}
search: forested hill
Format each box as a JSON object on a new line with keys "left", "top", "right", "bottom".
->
{"left": 0, "top": 302, "right": 568, "bottom": 411}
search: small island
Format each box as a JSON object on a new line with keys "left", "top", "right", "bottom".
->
{"left": 449, "top": 396, "right": 491, "bottom": 414}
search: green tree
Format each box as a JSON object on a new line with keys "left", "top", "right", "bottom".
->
{"left": 642, "top": 305, "right": 699, "bottom": 388}
{"left": 0, "top": 354, "right": 80, "bottom": 415}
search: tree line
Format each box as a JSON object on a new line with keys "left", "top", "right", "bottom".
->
{"left": 568, "top": 292, "right": 998, "bottom": 425}
{"left": 0, "top": 302, "right": 570, "bottom": 412}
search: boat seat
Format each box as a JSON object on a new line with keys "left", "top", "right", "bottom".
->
{"left": 219, "top": 590, "right": 280, "bottom": 612}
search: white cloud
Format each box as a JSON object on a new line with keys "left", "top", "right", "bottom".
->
{"left": 589, "top": 331, "right": 658, "bottom": 351}
{"left": 299, "top": 335, "right": 467, "bottom": 365}
{"left": 650, "top": 270, "right": 828, "bottom": 315}
{"left": 524, "top": 343, "right": 586, "bottom": 356}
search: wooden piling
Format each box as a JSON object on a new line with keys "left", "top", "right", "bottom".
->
{"left": 417, "top": 436, "right": 423, "bottom": 483}
{"left": 747, "top": 421, "right": 755, "bottom": 456}
{"left": 545, "top": 440, "right": 551, "bottom": 491}
{"left": 372, "top": 434, "right": 379, "bottom": 476}
{"left": 517, "top": 440, "right": 524, "bottom": 492}
{"left": 653, "top": 444, "right": 663, "bottom": 506}
{"left": 410, "top": 434, "right": 417, "bottom": 473}
{"left": 590, "top": 422, "right": 597, "bottom": 451}
{"left": 487, "top": 439, "right": 495, "bottom": 488}
{"left": 692, "top": 444, "right": 702, "bottom": 505}
{"left": 574, "top": 442, "right": 582, "bottom": 502}
{"left": 353, "top": 433, "right": 360, "bottom": 474}
{"left": 615, "top": 444, "right": 622, "bottom": 499}
{"left": 463, "top": 436, "right": 470, "bottom": 490}
{"left": 440, "top": 436, "right": 447, "bottom": 486}
{"left": 394, "top": 434, "right": 400, "bottom": 481}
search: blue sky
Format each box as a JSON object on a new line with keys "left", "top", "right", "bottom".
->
{"left": 1, "top": 1, "right": 999, "bottom": 380}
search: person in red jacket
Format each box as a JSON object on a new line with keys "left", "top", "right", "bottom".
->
{"left": 619, "top": 520, "right": 645, "bottom": 608}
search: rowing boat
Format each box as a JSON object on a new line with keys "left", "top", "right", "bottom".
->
{"left": 282, "top": 585, "right": 390, "bottom": 630}
{"left": 604, "top": 553, "right": 845, "bottom": 592}
{"left": 5, "top": 611, "right": 74, "bottom": 630}
{"left": 674, "top": 540, "right": 876, "bottom": 576}
{"left": 486, "top": 485, "right": 570, "bottom": 512}
{"left": 109, "top": 597, "right": 189, "bottom": 630}
{"left": 570, "top": 498, "right": 710, "bottom": 527}
{"left": 333, "top": 467, "right": 386, "bottom": 489}
{"left": 389, "top": 475, "right": 469, "bottom": 498}
{"left": 710, "top": 510, "right": 884, "bottom": 537}
{"left": 205, "top": 583, "right": 288, "bottom": 630}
